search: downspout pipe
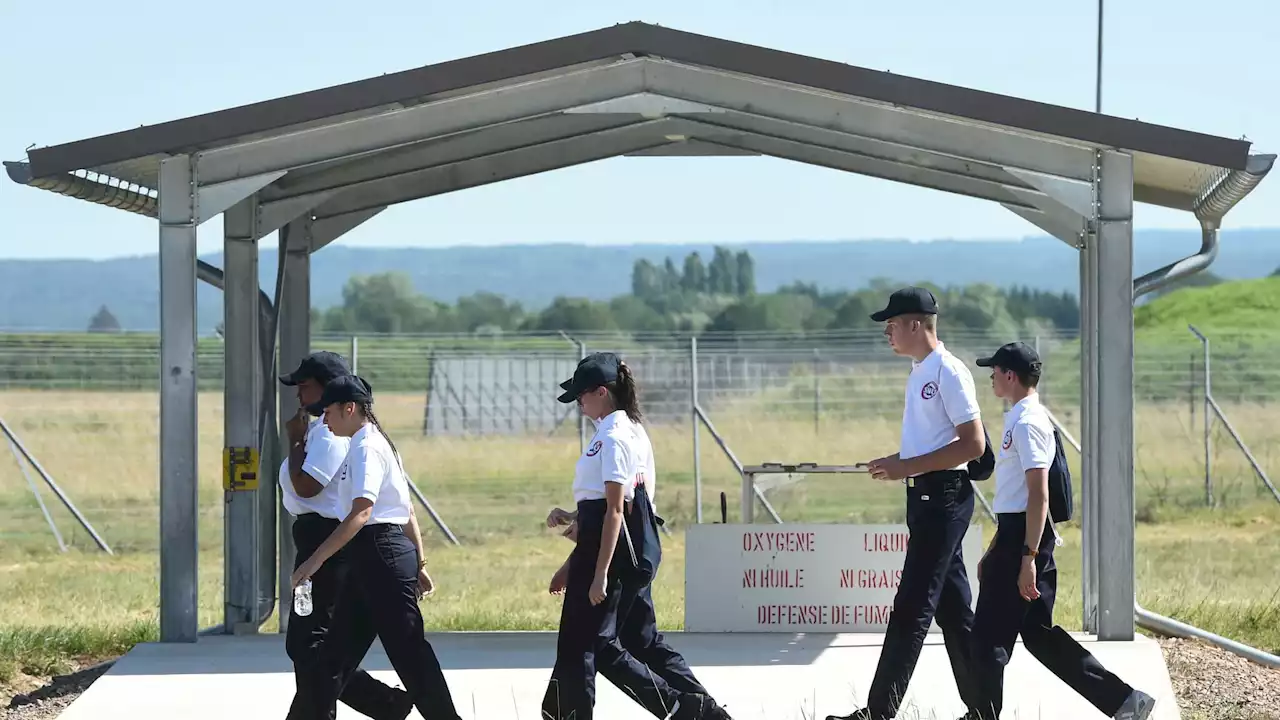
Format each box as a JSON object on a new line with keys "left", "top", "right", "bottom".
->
{"left": 1133, "top": 154, "right": 1275, "bottom": 299}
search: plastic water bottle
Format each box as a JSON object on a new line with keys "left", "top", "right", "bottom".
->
{"left": 294, "top": 578, "right": 313, "bottom": 617}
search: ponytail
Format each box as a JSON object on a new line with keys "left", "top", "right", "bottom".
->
{"left": 610, "top": 362, "right": 643, "bottom": 424}
{"left": 361, "top": 402, "right": 399, "bottom": 462}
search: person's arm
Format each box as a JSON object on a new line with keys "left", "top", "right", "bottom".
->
{"left": 590, "top": 435, "right": 634, "bottom": 604}
{"left": 900, "top": 420, "right": 985, "bottom": 476}
{"left": 407, "top": 504, "right": 426, "bottom": 565}
{"left": 1017, "top": 421, "right": 1054, "bottom": 551}
{"left": 293, "top": 498, "right": 374, "bottom": 588}
{"left": 286, "top": 441, "right": 321, "bottom": 498}
{"left": 289, "top": 426, "right": 347, "bottom": 499}
{"left": 292, "top": 444, "right": 384, "bottom": 586}
{"left": 594, "top": 483, "right": 626, "bottom": 594}
{"left": 900, "top": 363, "right": 985, "bottom": 476}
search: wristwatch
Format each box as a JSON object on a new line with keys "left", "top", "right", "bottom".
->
{"left": 1022, "top": 544, "right": 1038, "bottom": 557}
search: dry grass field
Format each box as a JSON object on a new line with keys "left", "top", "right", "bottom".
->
{"left": 1, "top": 389, "right": 1278, "bottom": 707}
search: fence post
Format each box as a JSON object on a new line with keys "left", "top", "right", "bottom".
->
{"left": 1188, "top": 353, "right": 1195, "bottom": 426}
{"left": 577, "top": 340, "right": 587, "bottom": 454}
{"left": 812, "top": 348, "right": 821, "bottom": 435}
{"left": 1203, "top": 335, "right": 1212, "bottom": 507}
{"left": 350, "top": 335, "right": 359, "bottom": 374}
{"left": 691, "top": 336, "right": 702, "bottom": 524}
{"left": 1190, "top": 325, "right": 1212, "bottom": 507}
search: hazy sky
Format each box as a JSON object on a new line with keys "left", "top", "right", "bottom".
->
{"left": 1, "top": 0, "right": 1275, "bottom": 260}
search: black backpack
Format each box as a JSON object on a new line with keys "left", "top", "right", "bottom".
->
{"left": 967, "top": 427, "right": 995, "bottom": 481}
{"left": 1048, "top": 427, "right": 1074, "bottom": 522}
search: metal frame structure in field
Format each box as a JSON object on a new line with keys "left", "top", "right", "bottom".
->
{"left": 4, "top": 22, "right": 1273, "bottom": 645}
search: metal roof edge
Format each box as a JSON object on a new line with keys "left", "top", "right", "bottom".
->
{"left": 19, "top": 20, "right": 1257, "bottom": 180}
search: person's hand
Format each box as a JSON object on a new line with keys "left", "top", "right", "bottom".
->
{"left": 417, "top": 566, "right": 435, "bottom": 599}
{"left": 285, "top": 407, "right": 310, "bottom": 446}
{"left": 546, "top": 507, "right": 575, "bottom": 528}
{"left": 1018, "top": 557, "right": 1040, "bottom": 601}
{"left": 549, "top": 564, "right": 569, "bottom": 595}
{"left": 561, "top": 521, "right": 579, "bottom": 542}
{"left": 589, "top": 574, "right": 607, "bottom": 605}
{"left": 867, "top": 454, "right": 908, "bottom": 482}
{"left": 291, "top": 557, "right": 320, "bottom": 591}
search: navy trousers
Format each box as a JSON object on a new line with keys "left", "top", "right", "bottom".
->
{"left": 968, "top": 513, "right": 1134, "bottom": 719}
{"left": 286, "top": 513, "right": 408, "bottom": 720}
{"left": 866, "top": 470, "right": 980, "bottom": 718}
{"left": 541, "top": 497, "right": 706, "bottom": 720}
{"left": 288, "top": 523, "right": 460, "bottom": 720}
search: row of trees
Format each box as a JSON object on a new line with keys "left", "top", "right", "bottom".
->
{"left": 312, "top": 247, "right": 1083, "bottom": 337}
{"left": 88, "top": 247, "right": 1270, "bottom": 335}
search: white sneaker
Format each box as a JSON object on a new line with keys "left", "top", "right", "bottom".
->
{"left": 1113, "top": 689, "right": 1156, "bottom": 720}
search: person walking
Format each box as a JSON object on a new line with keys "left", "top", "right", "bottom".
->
{"left": 288, "top": 374, "right": 460, "bottom": 720}
{"left": 965, "top": 341, "right": 1156, "bottom": 720}
{"left": 278, "top": 351, "right": 412, "bottom": 720}
{"left": 827, "top": 287, "right": 989, "bottom": 720}
{"left": 541, "top": 352, "right": 732, "bottom": 720}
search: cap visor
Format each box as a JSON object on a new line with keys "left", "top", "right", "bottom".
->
{"left": 279, "top": 371, "right": 300, "bottom": 386}
{"left": 869, "top": 308, "right": 895, "bottom": 322}
{"left": 305, "top": 400, "right": 326, "bottom": 415}
{"left": 975, "top": 356, "right": 996, "bottom": 367}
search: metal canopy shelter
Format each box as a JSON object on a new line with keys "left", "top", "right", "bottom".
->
{"left": 5, "top": 21, "right": 1273, "bottom": 644}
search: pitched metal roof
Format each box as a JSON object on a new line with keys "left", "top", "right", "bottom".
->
{"left": 5, "top": 21, "right": 1272, "bottom": 229}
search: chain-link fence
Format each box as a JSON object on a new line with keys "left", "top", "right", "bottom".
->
{"left": 0, "top": 328, "right": 1276, "bottom": 552}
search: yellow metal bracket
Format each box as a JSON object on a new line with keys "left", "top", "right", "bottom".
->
{"left": 223, "top": 446, "right": 260, "bottom": 491}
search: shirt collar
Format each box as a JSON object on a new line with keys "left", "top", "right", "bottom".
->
{"left": 593, "top": 409, "right": 627, "bottom": 433}
{"left": 1010, "top": 393, "right": 1041, "bottom": 413}
{"left": 351, "top": 423, "right": 375, "bottom": 443}
{"left": 912, "top": 341, "right": 946, "bottom": 370}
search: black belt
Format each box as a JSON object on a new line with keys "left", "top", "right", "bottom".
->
{"left": 905, "top": 468, "right": 966, "bottom": 489}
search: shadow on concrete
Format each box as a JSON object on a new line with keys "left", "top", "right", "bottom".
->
{"left": 100, "top": 631, "right": 914, "bottom": 676}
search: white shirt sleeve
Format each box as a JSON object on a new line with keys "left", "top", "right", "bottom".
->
{"left": 938, "top": 360, "right": 982, "bottom": 427}
{"left": 599, "top": 433, "right": 635, "bottom": 488}
{"left": 1013, "top": 420, "right": 1055, "bottom": 472}
{"left": 301, "top": 429, "right": 348, "bottom": 487}
{"left": 347, "top": 443, "right": 388, "bottom": 504}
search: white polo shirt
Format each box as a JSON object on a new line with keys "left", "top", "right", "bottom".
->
{"left": 333, "top": 424, "right": 413, "bottom": 525}
{"left": 572, "top": 410, "right": 655, "bottom": 506}
{"left": 278, "top": 417, "right": 350, "bottom": 519}
{"left": 992, "top": 394, "right": 1056, "bottom": 514}
{"left": 899, "top": 342, "right": 983, "bottom": 471}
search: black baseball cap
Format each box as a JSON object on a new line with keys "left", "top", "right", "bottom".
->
{"left": 870, "top": 286, "right": 939, "bottom": 322}
{"left": 557, "top": 352, "right": 621, "bottom": 404}
{"left": 305, "top": 374, "right": 374, "bottom": 415}
{"left": 280, "top": 351, "right": 350, "bottom": 387}
{"left": 976, "top": 342, "right": 1042, "bottom": 375}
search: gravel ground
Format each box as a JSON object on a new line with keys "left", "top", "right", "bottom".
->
{"left": 3, "top": 639, "right": 1278, "bottom": 719}
{"left": 2, "top": 661, "right": 112, "bottom": 720}
{"left": 1159, "top": 637, "right": 1280, "bottom": 720}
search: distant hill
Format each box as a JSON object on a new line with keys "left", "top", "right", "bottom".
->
{"left": 1135, "top": 275, "right": 1280, "bottom": 335}
{"left": 0, "top": 228, "right": 1276, "bottom": 332}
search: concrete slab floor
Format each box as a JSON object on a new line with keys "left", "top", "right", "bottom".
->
{"left": 54, "top": 632, "right": 1178, "bottom": 720}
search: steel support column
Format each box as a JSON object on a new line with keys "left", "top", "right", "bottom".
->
{"left": 223, "top": 195, "right": 262, "bottom": 634}
{"left": 277, "top": 216, "right": 313, "bottom": 633}
{"left": 1079, "top": 227, "right": 1100, "bottom": 633}
{"left": 158, "top": 155, "right": 200, "bottom": 643}
{"left": 1094, "top": 150, "right": 1136, "bottom": 641}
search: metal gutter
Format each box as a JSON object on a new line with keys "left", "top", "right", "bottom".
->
{"left": 1133, "top": 153, "right": 1275, "bottom": 298}
{"left": 3, "top": 161, "right": 157, "bottom": 218}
